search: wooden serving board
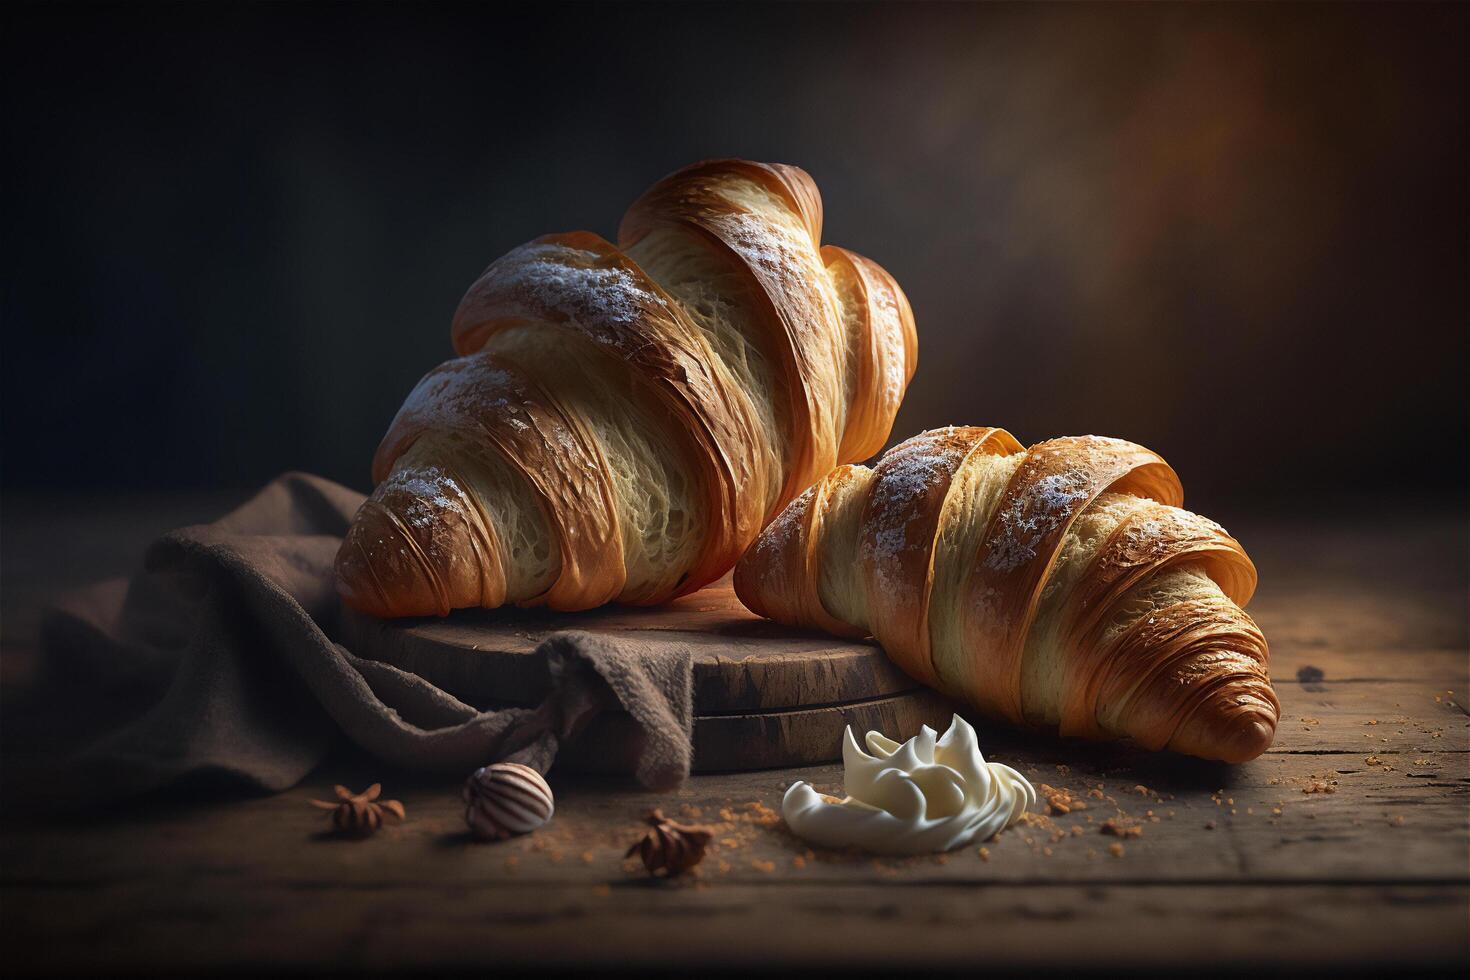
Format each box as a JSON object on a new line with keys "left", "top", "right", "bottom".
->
{"left": 340, "top": 574, "right": 957, "bottom": 772}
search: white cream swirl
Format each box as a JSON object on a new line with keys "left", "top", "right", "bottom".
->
{"left": 782, "top": 714, "right": 1035, "bottom": 855}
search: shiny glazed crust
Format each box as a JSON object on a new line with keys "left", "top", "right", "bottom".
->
{"left": 734, "top": 427, "right": 1279, "bottom": 763}
{"left": 335, "top": 160, "right": 917, "bottom": 617}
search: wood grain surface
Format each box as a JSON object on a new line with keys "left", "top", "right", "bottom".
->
{"left": 0, "top": 499, "right": 1465, "bottom": 972}
{"left": 339, "top": 578, "right": 919, "bottom": 711}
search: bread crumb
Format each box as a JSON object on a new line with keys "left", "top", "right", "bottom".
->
{"left": 1039, "top": 783, "right": 1087, "bottom": 815}
{"left": 1107, "top": 842, "right": 1125, "bottom": 858}
{"left": 978, "top": 847, "right": 990, "bottom": 861}
{"left": 1100, "top": 817, "right": 1143, "bottom": 838}
{"left": 744, "top": 801, "right": 782, "bottom": 826}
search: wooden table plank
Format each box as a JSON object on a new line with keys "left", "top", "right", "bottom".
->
{"left": 1, "top": 500, "right": 1465, "bottom": 970}
{"left": 7, "top": 881, "right": 1465, "bottom": 973}
{"left": 3, "top": 749, "right": 1467, "bottom": 971}
{"left": 3, "top": 724, "right": 1464, "bottom": 893}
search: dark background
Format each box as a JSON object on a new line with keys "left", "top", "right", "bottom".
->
{"left": 3, "top": 2, "right": 1466, "bottom": 523}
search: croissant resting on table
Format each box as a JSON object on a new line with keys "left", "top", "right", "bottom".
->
{"left": 335, "top": 160, "right": 917, "bottom": 617}
{"left": 734, "top": 426, "right": 1279, "bottom": 763}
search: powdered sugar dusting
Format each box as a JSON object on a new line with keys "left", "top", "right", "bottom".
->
{"left": 399, "top": 356, "right": 516, "bottom": 430}
{"left": 751, "top": 484, "right": 814, "bottom": 567}
{"left": 713, "top": 187, "right": 846, "bottom": 467}
{"left": 720, "top": 208, "right": 832, "bottom": 355}
{"left": 723, "top": 211, "right": 806, "bottom": 282}
{"left": 985, "top": 470, "right": 1091, "bottom": 573}
{"left": 1131, "top": 518, "right": 1166, "bottom": 544}
{"left": 869, "top": 279, "right": 907, "bottom": 409}
{"left": 381, "top": 464, "right": 463, "bottom": 531}
{"left": 858, "top": 439, "right": 960, "bottom": 600}
{"left": 1106, "top": 505, "right": 1227, "bottom": 570}
{"left": 480, "top": 242, "right": 667, "bottom": 327}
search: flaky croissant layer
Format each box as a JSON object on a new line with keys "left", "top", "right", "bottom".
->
{"left": 336, "top": 160, "right": 916, "bottom": 618}
{"left": 734, "top": 426, "right": 1279, "bottom": 763}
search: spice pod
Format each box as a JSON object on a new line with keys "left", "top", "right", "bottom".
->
{"left": 309, "top": 783, "right": 406, "bottom": 837}
{"left": 626, "top": 809, "right": 714, "bottom": 877}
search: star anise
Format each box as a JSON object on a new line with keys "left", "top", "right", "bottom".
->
{"left": 625, "top": 809, "right": 714, "bottom": 877}
{"left": 309, "top": 783, "right": 406, "bottom": 837}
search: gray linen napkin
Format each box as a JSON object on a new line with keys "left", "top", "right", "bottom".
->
{"left": 37, "top": 472, "right": 694, "bottom": 797}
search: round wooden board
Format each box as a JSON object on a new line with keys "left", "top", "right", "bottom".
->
{"left": 340, "top": 575, "right": 957, "bottom": 772}
{"left": 559, "top": 688, "right": 960, "bottom": 774}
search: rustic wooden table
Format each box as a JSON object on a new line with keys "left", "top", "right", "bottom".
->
{"left": 1, "top": 494, "right": 1466, "bottom": 972}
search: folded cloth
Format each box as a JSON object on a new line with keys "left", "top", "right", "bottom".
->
{"left": 37, "top": 473, "right": 694, "bottom": 799}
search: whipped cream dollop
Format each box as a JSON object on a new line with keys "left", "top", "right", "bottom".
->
{"left": 782, "top": 714, "right": 1035, "bottom": 855}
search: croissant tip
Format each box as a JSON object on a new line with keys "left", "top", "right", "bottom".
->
{"left": 731, "top": 557, "right": 761, "bottom": 617}
{"left": 1216, "top": 716, "right": 1277, "bottom": 764}
{"left": 334, "top": 538, "right": 391, "bottom": 619}
{"left": 1176, "top": 711, "right": 1276, "bottom": 765}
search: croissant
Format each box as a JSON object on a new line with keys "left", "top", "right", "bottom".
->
{"left": 335, "top": 159, "right": 917, "bottom": 617}
{"left": 733, "top": 426, "right": 1279, "bottom": 763}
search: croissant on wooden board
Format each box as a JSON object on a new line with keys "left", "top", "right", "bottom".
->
{"left": 733, "top": 426, "right": 1279, "bottom": 763}
{"left": 335, "top": 160, "right": 917, "bottom": 617}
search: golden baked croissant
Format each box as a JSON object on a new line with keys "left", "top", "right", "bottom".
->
{"left": 336, "top": 160, "right": 917, "bottom": 617}
{"left": 734, "top": 426, "right": 1279, "bottom": 763}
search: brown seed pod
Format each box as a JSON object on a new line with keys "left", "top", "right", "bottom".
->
{"left": 309, "top": 783, "right": 406, "bottom": 837}
{"left": 463, "top": 763, "right": 555, "bottom": 841}
{"left": 625, "top": 809, "right": 714, "bottom": 877}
